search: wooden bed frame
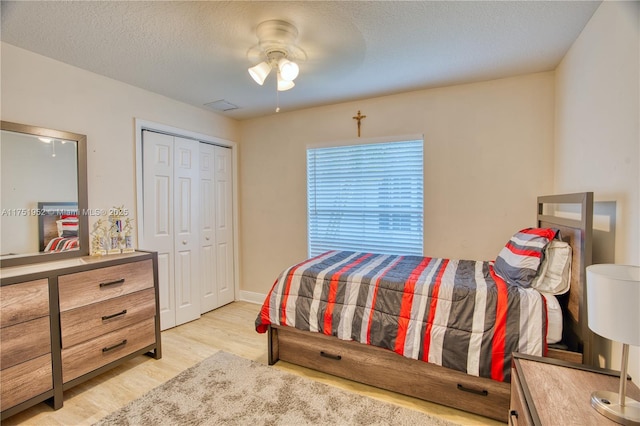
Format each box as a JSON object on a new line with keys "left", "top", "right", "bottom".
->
{"left": 267, "top": 192, "right": 594, "bottom": 422}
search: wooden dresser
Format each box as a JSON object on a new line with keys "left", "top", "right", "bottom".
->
{"left": 0, "top": 252, "right": 161, "bottom": 420}
{"left": 510, "top": 352, "right": 640, "bottom": 425}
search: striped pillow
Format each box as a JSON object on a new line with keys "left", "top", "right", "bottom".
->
{"left": 493, "top": 228, "right": 558, "bottom": 288}
{"left": 57, "top": 217, "right": 79, "bottom": 237}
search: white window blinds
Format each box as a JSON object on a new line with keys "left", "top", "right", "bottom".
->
{"left": 307, "top": 140, "right": 424, "bottom": 257}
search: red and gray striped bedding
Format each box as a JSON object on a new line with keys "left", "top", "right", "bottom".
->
{"left": 44, "top": 236, "right": 79, "bottom": 252}
{"left": 256, "top": 250, "right": 548, "bottom": 382}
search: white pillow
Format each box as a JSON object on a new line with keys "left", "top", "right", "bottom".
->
{"left": 531, "top": 240, "right": 572, "bottom": 295}
{"left": 541, "top": 292, "right": 563, "bottom": 344}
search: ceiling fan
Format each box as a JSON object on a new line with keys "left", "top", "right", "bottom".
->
{"left": 247, "top": 20, "right": 307, "bottom": 92}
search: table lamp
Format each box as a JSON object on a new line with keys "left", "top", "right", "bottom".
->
{"left": 586, "top": 264, "right": 640, "bottom": 425}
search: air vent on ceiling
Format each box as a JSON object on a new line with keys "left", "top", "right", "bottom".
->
{"left": 204, "top": 99, "right": 239, "bottom": 111}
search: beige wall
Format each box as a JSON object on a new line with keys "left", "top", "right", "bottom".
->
{"left": 555, "top": 1, "right": 639, "bottom": 383}
{"left": 1, "top": 43, "right": 239, "bottom": 251}
{"left": 239, "top": 72, "right": 556, "bottom": 297}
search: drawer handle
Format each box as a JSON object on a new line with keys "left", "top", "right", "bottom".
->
{"left": 102, "top": 309, "right": 127, "bottom": 321}
{"left": 102, "top": 339, "right": 127, "bottom": 352}
{"left": 509, "top": 409, "right": 518, "bottom": 426}
{"left": 320, "top": 351, "right": 342, "bottom": 361}
{"left": 456, "top": 383, "right": 488, "bottom": 396}
{"left": 99, "top": 278, "right": 126, "bottom": 288}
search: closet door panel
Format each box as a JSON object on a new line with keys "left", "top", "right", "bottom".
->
{"left": 173, "top": 137, "right": 200, "bottom": 325}
{"left": 214, "top": 146, "right": 235, "bottom": 307}
{"left": 142, "top": 131, "right": 175, "bottom": 330}
{"left": 156, "top": 251, "right": 173, "bottom": 329}
{"left": 199, "top": 143, "right": 217, "bottom": 313}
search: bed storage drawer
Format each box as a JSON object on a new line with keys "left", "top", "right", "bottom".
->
{"left": 61, "top": 317, "right": 156, "bottom": 383}
{"left": 60, "top": 288, "right": 156, "bottom": 348}
{"left": 58, "top": 259, "right": 154, "bottom": 311}
{"left": 272, "top": 325, "right": 510, "bottom": 422}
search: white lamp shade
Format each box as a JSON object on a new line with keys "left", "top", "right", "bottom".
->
{"left": 248, "top": 61, "right": 272, "bottom": 85}
{"left": 586, "top": 264, "right": 640, "bottom": 346}
{"left": 277, "top": 74, "right": 295, "bottom": 91}
{"left": 278, "top": 58, "right": 299, "bottom": 81}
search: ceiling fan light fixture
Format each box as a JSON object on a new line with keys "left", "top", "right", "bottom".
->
{"left": 247, "top": 19, "right": 306, "bottom": 95}
{"left": 277, "top": 58, "right": 299, "bottom": 81}
{"left": 248, "top": 61, "right": 272, "bottom": 85}
{"left": 277, "top": 74, "right": 295, "bottom": 91}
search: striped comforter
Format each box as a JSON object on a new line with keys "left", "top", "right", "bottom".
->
{"left": 44, "top": 236, "right": 79, "bottom": 252}
{"left": 256, "top": 250, "right": 548, "bottom": 382}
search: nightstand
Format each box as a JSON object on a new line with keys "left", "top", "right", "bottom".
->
{"left": 510, "top": 353, "right": 640, "bottom": 425}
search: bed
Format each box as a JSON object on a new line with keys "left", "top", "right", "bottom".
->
{"left": 38, "top": 201, "right": 79, "bottom": 252}
{"left": 255, "top": 192, "right": 593, "bottom": 422}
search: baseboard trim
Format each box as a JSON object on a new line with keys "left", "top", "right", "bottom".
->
{"left": 238, "top": 290, "right": 266, "bottom": 305}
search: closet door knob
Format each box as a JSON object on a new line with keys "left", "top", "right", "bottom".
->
{"left": 205, "top": 236, "right": 210, "bottom": 241}
{"left": 182, "top": 240, "right": 187, "bottom": 245}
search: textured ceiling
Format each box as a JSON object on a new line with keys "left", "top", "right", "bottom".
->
{"left": 1, "top": 1, "right": 601, "bottom": 120}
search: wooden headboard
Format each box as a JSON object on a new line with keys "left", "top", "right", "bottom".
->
{"left": 537, "top": 192, "right": 593, "bottom": 364}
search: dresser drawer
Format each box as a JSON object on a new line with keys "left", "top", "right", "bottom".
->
{"left": 59, "top": 259, "right": 154, "bottom": 311}
{"left": 0, "top": 353, "right": 52, "bottom": 411}
{"left": 60, "top": 288, "right": 156, "bottom": 348}
{"left": 61, "top": 317, "right": 156, "bottom": 383}
{"left": 0, "top": 316, "right": 51, "bottom": 370}
{"left": 0, "top": 279, "right": 49, "bottom": 328}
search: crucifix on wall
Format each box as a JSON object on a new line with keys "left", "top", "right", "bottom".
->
{"left": 352, "top": 110, "right": 366, "bottom": 137}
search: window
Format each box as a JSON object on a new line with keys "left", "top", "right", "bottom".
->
{"left": 307, "top": 139, "right": 423, "bottom": 257}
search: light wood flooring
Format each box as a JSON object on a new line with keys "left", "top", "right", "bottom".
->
{"left": 4, "top": 301, "right": 503, "bottom": 425}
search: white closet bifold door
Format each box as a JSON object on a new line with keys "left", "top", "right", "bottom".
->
{"left": 142, "top": 130, "right": 200, "bottom": 330}
{"left": 199, "top": 143, "right": 235, "bottom": 313}
{"left": 173, "top": 136, "right": 200, "bottom": 325}
{"left": 214, "top": 145, "right": 235, "bottom": 307}
{"left": 199, "top": 142, "right": 217, "bottom": 313}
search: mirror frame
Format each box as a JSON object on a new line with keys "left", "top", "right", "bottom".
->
{"left": 1, "top": 121, "right": 89, "bottom": 267}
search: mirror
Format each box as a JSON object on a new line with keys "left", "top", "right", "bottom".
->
{"left": 1, "top": 121, "right": 88, "bottom": 267}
